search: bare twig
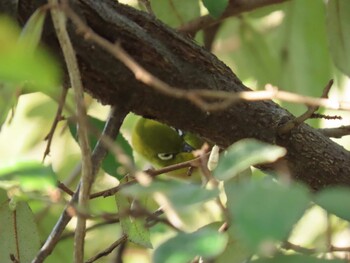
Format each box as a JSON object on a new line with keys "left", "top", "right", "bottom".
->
{"left": 178, "top": 0, "right": 290, "bottom": 35}
{"left": 43, "top": 87, "right": 68, "bottom": 161}
{"left": 89, "top": 154, "right": 207, "bottom": 199}
{"left": 278, "top": 80, "right": 334, "bottom": 134}
{"left": 60, "top": 219, "right": 120, "bottom": 240}
{"left": 85, "top": 234, "right": 128, "bottom": 263}
{"left": 57, "top": 181, "right": 74, "bottom": 196}
{"left": 49, "top": 1, "right": 93, "bottom": 261}
{"left": 282, "top": 241, "right": 315, "bottom": 255}
{"left": 319, "top": 125, "right": 350, "bottom": 138}
{"left": 282, "top": 241, "right": 350, "bottom": 254}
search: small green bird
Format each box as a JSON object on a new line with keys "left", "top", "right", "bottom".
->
{"left": 131, "top": 117, "right": 204, "bottom": 181}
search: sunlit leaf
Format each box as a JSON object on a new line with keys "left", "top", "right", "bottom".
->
{"left": 213, "top": 139, "right": 286, "bottom": 181}
{"left": 225, "top": 179, "right": 310, "bottom": 250}
{"left": 115, "top": 191, "right": 152, "bottom": 248}
{"left": 150, "top": 0, "right": 200, "bottom": 27}
{"left": 0, "top": 16, "right": 60, "bottom": 97}
{"left": 327, "top": 0, "right": 350, "bottom": 77}
{"left": 153, "top": 227, "right": 228, "bottom": 263}
{"left": 0, "top": 160, "right": 56, "bottom": 192}
{"left": 202, "top": 0, "right": 229, "bottom": 18}
{"left": 19, "top": 7, "right": 47, "bottom": 52}
{"left": 69, "top": 116, "right": 134, "bottom": 179}
{"left": 0, "top": 201, "right": 41, "bottom": 263}
{"left": 315, "top": 187, "right": 350, "bottom": 221}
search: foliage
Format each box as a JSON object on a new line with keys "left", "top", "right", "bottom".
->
{"left": 1, "top": 0, "right": 350, "bottom": 263}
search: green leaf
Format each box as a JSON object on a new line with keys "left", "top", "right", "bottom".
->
{"left": 121, "top": 179, "right": 219, "bottom": 210}
{"left": 150, "top": 0, "right": 200, "bottom": 27}
{"left": 153, "top": 227, "right": 228, "bottom": 263}
{"left": 279, "top": 0, "right": 331, "bottom": 111}
{"left": 225, "top": 179, "right": 310, "bottom": 250}
{"left": 327, "top": 0, "right": 350, "bottom": 77}
{"left": 252, "top": 254, "right": 345, "bottom": 263}
{"left": 0, "top": 16, "right": 61, "bottom": 97}
{"left": 213, "top": 139, "right": 286, "bottom": 181}
{"left": 238, "top": 20, "right": 279, "bottom": 87}
{"left": 216, "top": 234, "right": 252, "bottom": 263}
{"left": 202, "top": 0, "right": 229, "bottom": 18}
{"left": 0, "top": 83, "right": 18, "bottom": 129}
{"left": 115, "top": 191, "right": 152, "bottom": 248}
{"left": 68, "top": 116, "right": 134, "bottom": 179}
{"left": 315, "top": 187, "right": 350, "bottom": 221}
{"left": 0, "top": 160, "right": 57, "bottom": 192}
{"left": 0, "top": 201, "right": 41, "bottom": 263}
{"left": 19, "top": 7, "right": 47, "bottom": 52}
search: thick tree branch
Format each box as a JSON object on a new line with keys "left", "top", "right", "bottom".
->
{"left": 8, "top": 0, "right": 350, "bottom": 190}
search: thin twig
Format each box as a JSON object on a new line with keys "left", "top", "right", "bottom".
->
{"left": 278, "top": 80, "right": 334, "bottom": 134}
{"left": 43, "top": 87, "right": 68, "bottom": 161}
{"left": 85, "top": 234, "right": 128, "bottom": 263}
{"left": 282, "top": 241, "right": 350, "bottom": 254}
{"left": 178, "top": 0, "right": 290, "bottom": 35}
{"left": 318, "top": 125, "right": 350, "bottom": 138}
{"left": 57, "top": 181, "right": 74, "bottom": 196}
{"left": 89, "top": 154, "right": 207, "bottom": 199}
{"left": 60, "top": 219, "right": 119, "bottom": 240}
{"left": 282, "top": 241, "right": 315, "bottom": 255}
{"left": 49, "top": 1, "right": 93, "bottom": 261}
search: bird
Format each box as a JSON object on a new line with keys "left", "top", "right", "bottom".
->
{"left": 131, "top": 117, "right": 204, "bottom": 181}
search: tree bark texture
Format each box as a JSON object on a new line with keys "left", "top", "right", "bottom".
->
{"left": 4, "top": 0, "right": 350, "bottom": 190}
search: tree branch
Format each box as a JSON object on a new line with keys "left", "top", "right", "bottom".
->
{"left": 11, "top": 0, "right": 350, "bottom": 191}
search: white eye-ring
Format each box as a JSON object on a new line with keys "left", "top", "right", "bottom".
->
{"left": 157, "top": 153, "right": 174, "bottom": 161}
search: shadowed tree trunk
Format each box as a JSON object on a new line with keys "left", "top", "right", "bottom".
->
{"left": 2, "top": 0, "right": 349, "bottom": 190}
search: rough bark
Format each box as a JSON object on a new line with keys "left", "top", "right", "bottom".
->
{"left": 4, "top": 0, "right": 350, "bottom": 190}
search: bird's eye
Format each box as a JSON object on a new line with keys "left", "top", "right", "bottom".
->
{"left": 157, "top": 153, "right": 174, "bottom": 161}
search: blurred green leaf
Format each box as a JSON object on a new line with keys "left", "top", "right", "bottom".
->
{"left": 252, "top": 254, "right": 345, "bottom": 263}
{"left": 279, "top": 0, "right": 331, "bottom": 105}
{"left": 0, "top": 16, "right": 61, "bottom": 97}
{"left": 216, "top": 234, "right": 252, "bottom": 263}
{"left": 0, "top": 201, "right": 41, "bottom": 263}
{"left": 327, "top": 0, "right": 350, "bottom": 77}
{"left": 225, "top": 179, "right": 310, "bottom": 250}
{"left": 121, "top": 179, "right": 219, "bottom": 210}
{"left": 19, "top": 7, "right": 47, "bottom": 52}
{"left": 153, "top": 227, "right": 228, "bottom": 263}
{"left": 0, "top": 83, "right": 18, "bottom": 129}
{"left": 0, "top": 189, "right": 7, "bottom": 205}
{"left": 115, "top": 191, "right": 152, "bottom": 248}
{"left": 202, "top": 0, "right": 229, "bottom": 18}
{"left": 150, "top": 0, "right": 200, "bottom": 27}
{"left": 69, "top": 115, "right": 134, "bottom": 179}
{"left": 238, "top": 19, "right": 279, "bottom": 87}
{"left": 315, "top": 187, "right": 350, "bottom": 221}
{"left": 0, "top": 160, "right": 56, "bottom": 192}
{"left": 213, "top": 139, "right": 286, "bottom": 181}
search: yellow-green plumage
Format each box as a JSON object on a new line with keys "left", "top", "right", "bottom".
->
{"left": 131, "top": 118, "right": 203, "bottom": 180}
